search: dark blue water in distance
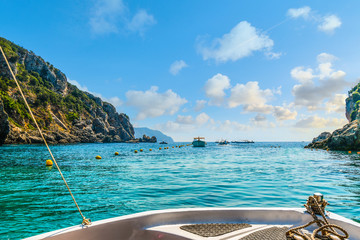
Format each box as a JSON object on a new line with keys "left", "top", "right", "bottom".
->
{"left": 0, "top": 142, "right": 359, "bottom": 239}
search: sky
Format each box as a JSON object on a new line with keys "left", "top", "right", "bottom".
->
{"left": 1, "top": 0, "right": 359, "bottom": 142}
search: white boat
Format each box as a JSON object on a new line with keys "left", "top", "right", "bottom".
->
{"left": 25, "top": 203, "right": 360, "bottom": 239}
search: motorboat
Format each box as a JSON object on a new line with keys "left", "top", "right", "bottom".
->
{"left": 192, "top": 137, "right": 206, "bottom": 147}
{"left": 25, "top": 194, "right": 360, "bottom": 239}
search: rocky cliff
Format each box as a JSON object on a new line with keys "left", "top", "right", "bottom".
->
{"left": 306, "top": 82, "right": 360, "bottom": 150}
{"left": 0, "top": 37, "right": 134, "bottom": 145}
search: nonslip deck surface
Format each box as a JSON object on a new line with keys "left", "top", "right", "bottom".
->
{"left": 239, "top": 226, "right": 288, "bottom": 240}
{"left": 180, "top": 223, "right": 252, "bottom": 237}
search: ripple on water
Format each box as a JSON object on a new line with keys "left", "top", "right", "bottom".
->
{"left": 1, "top": 142, "right": 360, "bottom": 239}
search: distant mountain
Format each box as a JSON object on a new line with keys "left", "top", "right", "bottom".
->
{"left": 134, "top": 127, "right": 174, "bottom": 143}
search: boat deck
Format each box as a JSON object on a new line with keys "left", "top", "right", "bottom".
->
{"left": 148, "top": 223, "right": 293, "bottom": 239}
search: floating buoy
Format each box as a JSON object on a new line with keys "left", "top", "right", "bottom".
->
{"left": 357, "top": 152, "right": 360, "bottom": 154}
{"left": 46, "top": 159, "right": 53, "bottom": 166}
{"left": 326, "top": 149, "right": 329, "bottom": 151}
{"left": 348, "top": 151, "right": 352, "bottom": 154}
{"left": 149, "top": 149, "right": 152, "bottom": 151}
{"left": 159, "top": 147, "right": 162, "bottom": 150}
{"left": 134, "top": 150, "right": 138, "bottom": 153}
{"left": 172, "top": 146, "right": 174, "bottom": 148}
{"left": 140, "top": 149, "right": 143, "bottom": 152}
{"left": 95, "top": 155, "right": 102, "bottom": 159}
{"left": 115, "top": 152, "right": 119, "bottom": 155}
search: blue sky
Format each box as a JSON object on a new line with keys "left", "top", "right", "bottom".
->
{"left": 1, "top": 0, "right": 359, "bottom": 141}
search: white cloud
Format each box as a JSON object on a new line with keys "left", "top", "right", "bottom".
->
{"left": 195, "top": 112, "right": 210, "bottom": 125}
{"left": 169, "top": 60, "right": 188, "bottom": 75}
{"left": 68, "top": 79, "right": 123, "bottom": 107}
{"left": 204, "top": 73, "right": 231, "bottom": 105}
{"left": 325, "top": 94, "right": 346, "bottom": 113}
{"left": 89, "top": 1, "right": 155, "bottom": 35}
{"left": 294, "top": 115, "right": 347, "bottom": 128}
{"left": 155, "top": 112, "right": 211, "bottom": 133}
{"left": 317, "top": 53, "right": 337, "bottom": 63}
{"left": 89, "top": 0, "right": 125, "bottom": 34}
{"left": 127, "top": 9, "right": 156, "bottom": 35}
{"left": 215, "top": 120, "right": 250, "bottom": 132}
{"left": 287, "top": 6, "right": 342, "bottom": 34}
{"left": 291, "top": 53, "right": 349, "bottom": 110}
{"left": 126, "top": 86, "right": 187, "bottom": 120}
{"left": 318, "top": 15, "right": 342, "bottom": 34}
{"left": 107, "top": 97, "right": 123, "bottom": 107}
{"left": 194, "top": 100, "right": 207, "bottom": 112}
{"left": 273, "top": 106, "right": 297, "bottom": 121}
{"left": 67, "top": 79, "right": 90, "bottom": 92}
{"left": 287, "top": 6, "right": 311, "bottom": 19}
{"left": 265, "top": 51, "right": 282, "bottom": 60}
{"left": 228, "top": 81, "right": 273, "bottom": 113}
{"left": 176, "top": 115, "right": 194, "bottom": 124}
{"left": 198, "top": 21, "right": 274, "bottom": 62}
{"left": 251, "top": 114, "right": 276, "bottom": 128}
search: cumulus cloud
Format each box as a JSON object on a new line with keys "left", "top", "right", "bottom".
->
{"left": 194, "top": 100, "right": 207, "bottom": 112}
{"left": 251, "top": 114, "right": 276, "bottom": 128}
{"left": 294, "top": 115, "right": 347, "bottom": 128}
{"left": 287, "top": 6, "right": 342, "bottom": 34}
{"left": 127, "top": 9, "right": 156, "bottom": 35}
{"left": 291, "top": 53, "right": 349, "bottom": 110}
{"left": 89, "top": 0, "right": 125, "bottom": 34}
{"left": 198, "top": 21, "right": 274, "bottom": 62}
{"left": 287, "top": 6, "right": 311, "bottom": 19}
{"left": 204, "top": 73, "right": 231, "bottom": 105}
{"left": 126, "top": 86, "right": 187, "bottom": 120}
{"left": 215, "top": 120, "right": 250, "bottom": 132}
{"left": 325, "top": 94, "right": 346, "bottom": 113}
{"left": 318, "top": 15, "right": 342, "bottom": 34}
{"left": 228, "top": 81, "right": 274, "bottom": 113}
{"left": 155, "top": 112, "right": 211, "bottom": 132}
{"left": 89, "top": 0, "right": 155, "bottom": 35}
{"left": 169, "top": 60, "right": 188, "bottom": 75}
{"left": 273, "top": 106, "right": 297, "bottom": 121}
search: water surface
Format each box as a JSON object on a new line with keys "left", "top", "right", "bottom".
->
{"left": 0, "top": 142, "right": 359, "bottom": 239}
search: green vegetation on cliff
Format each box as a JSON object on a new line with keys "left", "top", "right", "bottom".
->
{"left": 0, "top": 37, "right": 134, "bottom": 144}
{"left": 348, "top": 82, "right": 360, "bottom": 121}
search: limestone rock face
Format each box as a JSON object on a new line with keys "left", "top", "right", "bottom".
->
{"left": 0, "top": 37, "right": 135, "bottom": 145}
{"left": 305, "top": 121, "right": 360, "bottom": 150}
{"left": 0, "top": 100, "right": 10, "bottom": 145}
{"left": 311, "top": 132, "right": 331, "bottom": 144}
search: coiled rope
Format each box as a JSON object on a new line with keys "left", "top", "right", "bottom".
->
{"left": 0, "top": 46, "right": 91, "bottom": 226}
{"left": 286, "top": 196, "right": 348, "bottom": 240}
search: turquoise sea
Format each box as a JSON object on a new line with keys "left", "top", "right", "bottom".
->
{"left": 1, "top": 142, "right": 360, "bottom": 239}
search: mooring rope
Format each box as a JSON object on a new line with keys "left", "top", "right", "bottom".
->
{"left": 0, "top": 46, "right": 91, "bottom": 226}
{"left": 286, "top": 196, "right": 348, "bottom": 240}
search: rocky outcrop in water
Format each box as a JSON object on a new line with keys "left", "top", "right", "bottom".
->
{"left": 0, "top": 37, "right": 135, "bottom": 145}
{"left": 306, "top": 82, "right": 360, "bottom": 150}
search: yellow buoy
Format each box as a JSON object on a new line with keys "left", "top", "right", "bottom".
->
{"left": 357, "top": 152, "right": 360, "bottom": 154}
{"left": 134, "top": 150, "right": 138, "bottom": 153}
{"left": 115, "top": 152, "right": 119, "bottom": 155}
{"left": 140, "top": 149, "right": 143, "bottom": 152}
{"left": 348, "top": 151, "right": 352, "bottom": 154}
{"left": 95, "top": 155, "right": 102, "bottom": 159}
{"left": 46, "top": 159, "right": 53, "bottom": 166}
{"left": 149, "top": 149, "right": 152, "bottom": 151}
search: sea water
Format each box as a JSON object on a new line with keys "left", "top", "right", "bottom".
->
{"left": 0, "top": 142, "right": 359, "bottom": 239}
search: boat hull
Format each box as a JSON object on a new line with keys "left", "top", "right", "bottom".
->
{"left": 192, "top": 140, "right": 205, "bottom": 147}
{"left": 25, "top": 207, "right": 360, "bottom": 240}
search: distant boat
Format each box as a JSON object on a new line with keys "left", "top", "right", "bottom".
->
{"left": 218, "top": 140, "right": 230, "bottom": 145}
{"left": 159, "top": 141, "right": 168, "bottom": 144}
{"left": 231, "top": 140, "right": 254, "bottom": 144}
{"left": 192, "top": 137, "right": 206, "bottom": 147}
